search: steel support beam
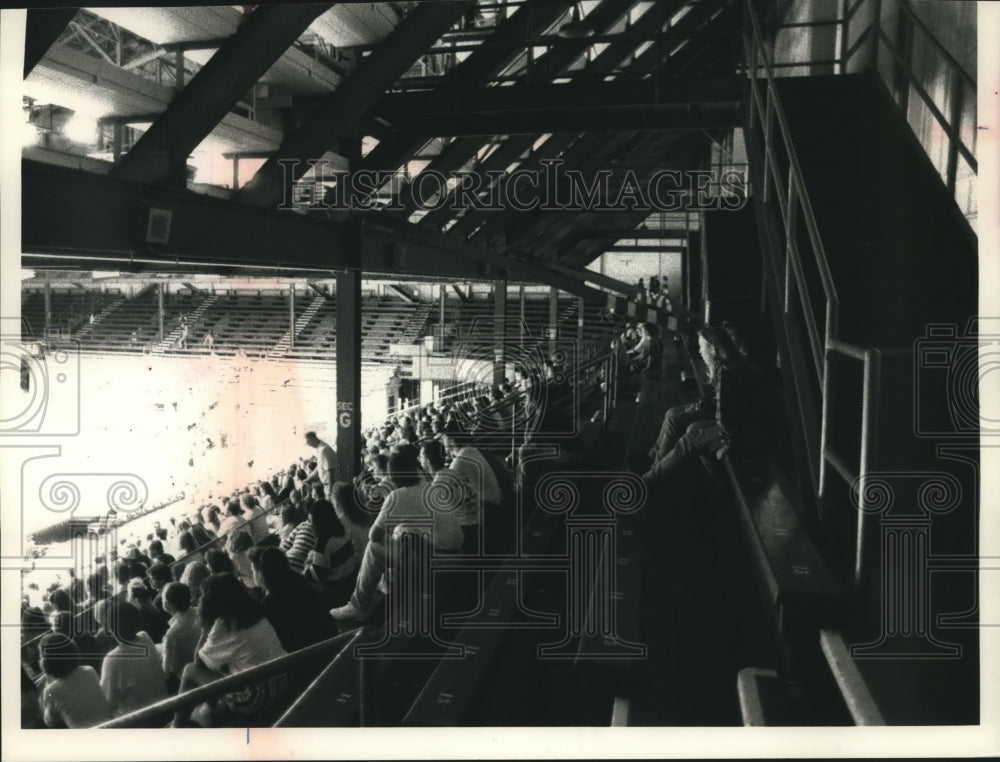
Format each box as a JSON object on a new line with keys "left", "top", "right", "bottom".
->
{"left": 355, "top": 0, "right": 574, "bottom": 184}
{"left": 112, "top": 4, "right": 333, "bottom": 186}
{"left": 24, "top": 8, "right": 79, "bottom": 79}
{"left": 22, "top": 160, "right": 609, "bottom": 304}
{"left": 376, "top": 77, "right": 741, "bottom": 119}
{"left": 391, "top": 0, "right": 638, "bottom": 214}
{"left": 403, "top": 102, "right": 740, "bottom": 136}
{"left": 237, "top": 1, "right": 473, "bottom": 209}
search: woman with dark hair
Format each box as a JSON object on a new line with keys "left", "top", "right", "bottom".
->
{"left": 269, "top": 503, "right": 301, "bottom": 547}
{"left": 280, "top": 501, "right": 318, "bottom": 575}
{"left": 173, "top": 573, "right": 287, "bottom": 727}
{"left": 99, "top": 600, "right": 169, "bottom": 718}
{"left": 330, "top": 482, "right": 371, "bottom": 573}
{"left": 177, "top": 530, "right": 203, "bottom": 565}
{"left": 205, "top": 549, "right": 235, "bottom": 576}
{"left": 227, "top": 530, "right": 256, "bottom": 589}
{"left": 205, "top": 508, "right": 222, "bottom": 537}
{"left": 250, "top": 548, "right": 338, "bottom": 652}
{"left": 37, "top": 634, "right": 111, "bottom": 728}
{"left": 302, "top": 499, "right": 355, "bottom": 585}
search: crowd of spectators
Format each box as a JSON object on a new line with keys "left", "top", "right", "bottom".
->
{"left": 21, "top": 344, "right": 603, "bottom": 728}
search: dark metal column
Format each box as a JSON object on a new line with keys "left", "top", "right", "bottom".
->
{"left": 493, "top": 279, "right": 507, "bottom": 386}
{"left": 519, "top": 284, "right": 526, "bottom": 348}
{"left": 577, "top": 296, "right": 585, "bottom": 347}
{"left": 336, "top": 267, "right": 361, "bottom": 483}
{"left": 548, "top": 286, "right": 559, "bottom": 356}
{"left": 44, "top": 282, "right": 51, "bottom": 337}
{"left": 336, "top": 138, "right": 364, "bottom": 481}
{"left": 289, "top": 283, "right": 296, "bottom": 350}
{"left": 157, "top": 283, "right": 164, "bottom": 341}
{"left": 438, "top": 283, "right": 446, "bottom": 345}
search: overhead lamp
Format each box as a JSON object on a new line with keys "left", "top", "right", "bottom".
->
{"left": 557, "top": 3, "right": 594, "bottom": 39}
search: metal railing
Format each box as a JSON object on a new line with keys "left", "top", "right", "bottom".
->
{"left": 745, "top": 0, "right": 897, "bottom": 592}
{"left": 98, "top": 627, "right": 363, "bottom": 728}
{"left": 745, "top": 0, "right": 841, "bottom": 493}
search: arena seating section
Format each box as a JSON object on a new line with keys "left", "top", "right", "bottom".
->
{"left": 22, "top": 288, "right": 612, "bottom": 365}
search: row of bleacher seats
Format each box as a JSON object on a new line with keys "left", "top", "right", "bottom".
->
{"left": 23, "top": 289, "right": 615, "bottom": 364}
{"left": 21, "top": 289, "right": 124, "bottom": 339}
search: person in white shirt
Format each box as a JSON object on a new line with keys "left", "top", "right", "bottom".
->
{"left": 329, "top": 446, "right": 460, "bottom": 623}
{"left": 441, "top": 434, "right": 502, "bottom": 527}
{"left": 37, "top": 635, "right": 112, "bottom": 728}
{"left": 159, "top": 582, "right": 201, "bottom": 694}
{"left": 173, "top": 574, "right": 287, "bottom": 727}
{"left": 305, "top": 431, "right": 337, "bottom": 496}
{"left": 98, "top": 601, "right": 169, "bottom": 720}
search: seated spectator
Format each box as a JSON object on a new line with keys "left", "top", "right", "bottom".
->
{"left": 176, "top": 530, "right": 203, "bottom": 567}
{"left": 180, "top": 561, "right": 210, "bottom": 605}
{"left": 148, "top": 539, "right": 175, "bottom": 568}
{"left": 173, "top": 574, "right": 287, "bottom": 727}
{"left": 146, "top": 562, "right": 173, "bottom": 616}
{"left": 127, "top": 581, "right": 169, "bottom": 644}
{"left": 330, "top": 482, "right": 372, "bottom": 573}
{"left": 250, "top": 548, "right": 338, "bottom": 652}
{"left": 159, "top": 582, "right": 200, "bottom": 695}
{"left": 280, "top": 503, "right": 318, "bottom": 575}
{"left": 217, "top": 501, "right": 246, "bottom": 540}
{"left": 48, "top": 610, "right": 105, "bottom": 677}
{"left": 99, "top": 601, "right": 169, "bottom": 719}
{"left": 187, "top": 516, "right": 216, "bottom": 549}
{"left": 270, "top": 504, "right": 302, "bottom": 547}
{"left": 36, "top": 634, "right": 111, "bottom": 728}
{"left": 330, "top": 447, "right": 459, "bottom": 623}
{"left": 205, "top": 549, "right": 235, "bottom": 577}
{"left": 419, "top": 439, "right": 472, "bottom": 550}
{"left": 257, "top": 481, "right": 278, "bottom": 514}
{"left": 240, "top": 494, "right": 270, "bottom": 545}
{"left": 205, "top": 506, "right": 223, "bottom": 536}
{"left": 643, "top": 325, "right": 776, "bottom": 485}
{"left": 648, "top": 326, "right": 720, "bottom": 462}
{"left": 302, "top": 499, "right": 355, "bottom": 585}
{"left": 227, "top": 531, "right": 257, "bottom": 589}
{"left": 440, "top": 433, "right": 503, "bottom": 528}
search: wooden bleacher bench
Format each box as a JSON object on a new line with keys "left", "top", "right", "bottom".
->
{"left": 723, "top": 454, "right": 843, "bottom": 638}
